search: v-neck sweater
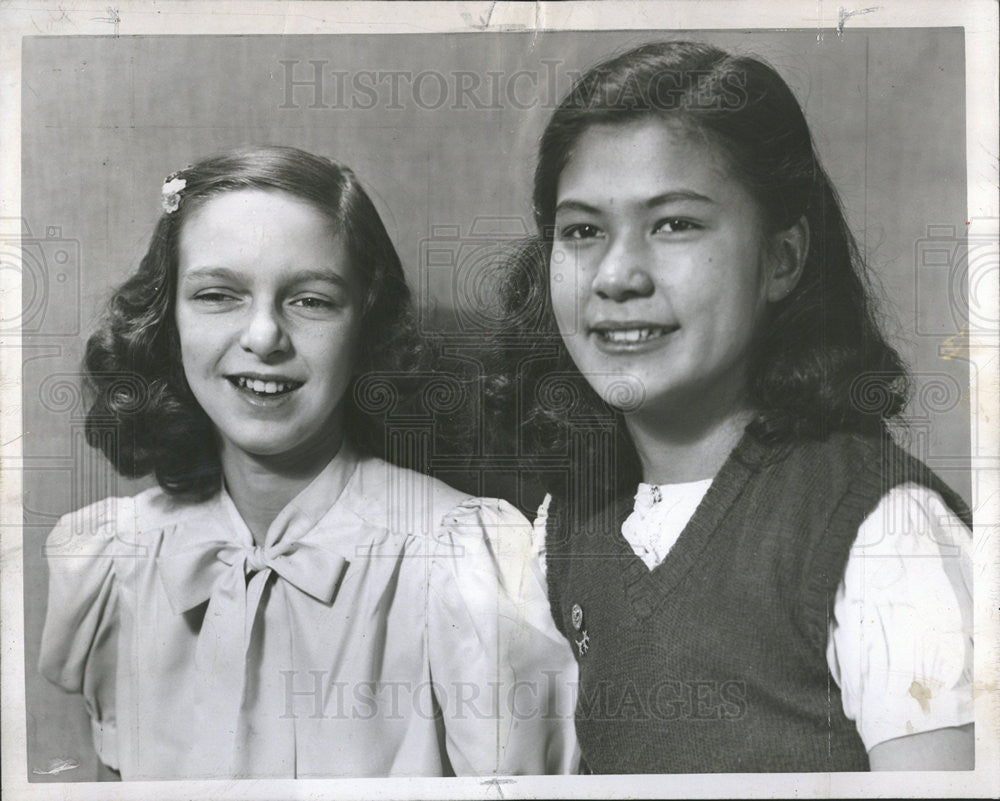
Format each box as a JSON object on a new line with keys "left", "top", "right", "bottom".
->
{"left": 544, "top": 429, "right": 971, "bottom": 773}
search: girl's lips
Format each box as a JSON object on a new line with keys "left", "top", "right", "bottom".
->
{"left": 227, "top": 375, "right": 302, "bottom": 395}
{"left": 589, "top": 324, "right": 680, "bottom": 353}
{"left": 226, "top": 374, "right": 304, "bottom": 400}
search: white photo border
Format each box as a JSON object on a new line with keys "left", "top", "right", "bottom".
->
{"left": 1, "top": 2, "right": 997, "bottom": 799}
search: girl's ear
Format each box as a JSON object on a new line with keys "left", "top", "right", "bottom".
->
{"left": 765, "top": 215, "right": 809, "bottom": 303}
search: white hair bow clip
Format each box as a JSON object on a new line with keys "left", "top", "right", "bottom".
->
{"left": 161, "top": 173, "right": 187, "bottom": 214}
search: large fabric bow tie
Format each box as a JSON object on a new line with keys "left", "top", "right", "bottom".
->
{"left": 155, "top": 499, "right": 353, "bottom": 775}
{"left": 158, "top": 529, "right": 347, "bottom": 616}
{"left": 157, "top": 498, "right": 352, "bottom": 661}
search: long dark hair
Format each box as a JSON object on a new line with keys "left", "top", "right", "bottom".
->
{"left": 85, "top": 145, "right": 423, "bottom": 498}
{"left": 489, "top": 40, "right": 909, "bottom": 516}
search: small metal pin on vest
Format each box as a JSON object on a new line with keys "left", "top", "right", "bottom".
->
{"left": 570, "top": 603, "right": 589, "bottom": 656}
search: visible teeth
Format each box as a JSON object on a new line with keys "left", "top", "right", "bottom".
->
{"left": 235, "top": 376, "right": 297, "bottom": 394}
{"left": 601, "top": 328, "right": 664, "bottom": 343}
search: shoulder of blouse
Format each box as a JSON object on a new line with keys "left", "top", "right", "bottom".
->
{"left": 45, "top": 484, "right": 222, "bottom": 556}
{"left": 338, "top": 455, "right": 479, "bottom": 537}
{"left": 46, "top": 494, "right": 137, "bottom": 556}
{"left": 829, "top": 481, "right": 973, "bottom": 750}
{"left": 429, "top": 495, "right": 541, "bottom": 610}
{"left": 39, "top": 490, "right": 161, "bottom": 692}
{"left": 422, "top": 491, "right": 577, "bottom": 775}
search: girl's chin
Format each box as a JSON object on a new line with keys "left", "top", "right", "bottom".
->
{"left": 219, "top": 431, "right": 339, "bottom": 465}
{"left": 589, "top": 375, "right": 657, "bottom": 415}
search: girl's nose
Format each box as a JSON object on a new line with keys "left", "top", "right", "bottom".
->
{"left": 239, "top": 304, "right": 290, "bottom": 359}
{"left": 592, "top": 237, "right": 655, "bottom": 301}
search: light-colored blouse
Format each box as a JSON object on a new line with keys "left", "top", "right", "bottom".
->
{"left": 39, "top": 446, "right": 578, "bottom": 779}
{"left": 610, "top": 480, "right": 974, "bottom": 751}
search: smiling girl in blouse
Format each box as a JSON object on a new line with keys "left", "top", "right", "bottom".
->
{"left": 39, "top": 145, "right": 576, "bottom": 780}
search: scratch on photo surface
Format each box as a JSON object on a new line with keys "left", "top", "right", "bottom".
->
{"left": 2, "top": 432, "right": 26, "bottom": 447}
{"left": 481, "top": 776, "right": 516, "bottom": 797}
{"left": 461, "top": 0, "right": 529, "bottom": 32}
{"left": 483, "top": 0, "right": 498, "bottom": 29}
{"left": 461, "top": 0, "right": 498, "bottom": 30}
{"left": 33, "top": 757, "right": 79, "bottom": 775}
{"left": 90, "top": 6, "right": 120, "bottom": 37}
{"left": 837, "top": 6, "right": 881, "bottom": 38}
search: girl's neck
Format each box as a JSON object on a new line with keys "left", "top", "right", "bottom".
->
{"left": 626, "top": 393, "right": 756, "bottom": 485}
{"left": 219, "top": 432, "right": 345, "bottom": 546}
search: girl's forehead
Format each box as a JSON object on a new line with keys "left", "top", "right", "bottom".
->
{"left": 557, "top": 118, "right": 737, "bottom": 200}
{"left": 176, "top": 188, "right": 354, "bottom": 281}
{"left": 179, "top": 189, "right": 345, "bottom": 253}
{"left": 183, "top": 187, "right": 329, "bottom": 228}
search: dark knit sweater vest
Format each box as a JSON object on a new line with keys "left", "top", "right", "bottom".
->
{"left": 546, "top": 430, "right": 972, "bottom": 774}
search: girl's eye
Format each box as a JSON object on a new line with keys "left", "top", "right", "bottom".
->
{"left": 654, "top": 218, "right": 701, "bottom": 234}
{"left": 559, "top": 223, "right": 604, "bottom": 241}
{"left": 193, "top": 291, "right": 238, "bottom": 303}
{"left": 290, "top": 296, "right": 336, "bottom": 310}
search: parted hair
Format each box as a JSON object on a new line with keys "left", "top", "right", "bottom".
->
{"left": 84, "top": 145, "right": 423, "bottom": 498}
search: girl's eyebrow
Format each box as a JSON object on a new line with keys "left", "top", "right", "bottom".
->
{"left": 288, "top": 268, "right": 352, "bottom": 288}
{"left": 554, "top": 199, "right": 604, "bottom": 216}
{"left": 180, "top": 266, "right": 242, "bottom": 283}
{"left": 181, "top": 266, "right": 351, "bottom": 287}
{"left": 644, "top": 190, "right": 716, "bottom": 208}
{"left": 555, "top": 190, "right": 716, "bottom": 216}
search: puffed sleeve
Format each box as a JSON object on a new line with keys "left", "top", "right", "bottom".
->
{"left": 827, "top": 483, "right": 974, "bottom": 751}
{"left": 38, "top": 499, "right": 125, "bottom": 770}
{"left": 428, "top": 498, "right": 578, "bottom": 775}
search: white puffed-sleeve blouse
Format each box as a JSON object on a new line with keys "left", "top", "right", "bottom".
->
{"left": 39, "top": 445, "right": 578, "bottom": 779}
{"left": 613, "top": 479, "right": 974, "bottom": 752}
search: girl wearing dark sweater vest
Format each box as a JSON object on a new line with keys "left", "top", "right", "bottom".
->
{"left": 490, "top": 41, "right": 973, "bottom": 772}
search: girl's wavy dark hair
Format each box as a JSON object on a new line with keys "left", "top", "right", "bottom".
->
{"left": 488, "top": 40, "right": 910, "bottom": 506}
{"left": 85, "top": 145, "right": 424, "bottom": 498}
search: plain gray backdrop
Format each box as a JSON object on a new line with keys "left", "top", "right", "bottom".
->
{"left": 20, "top": 29, "right": 969, "bottom": 780}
